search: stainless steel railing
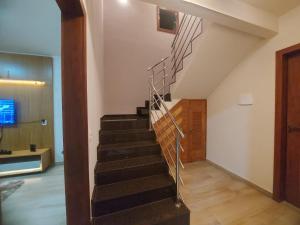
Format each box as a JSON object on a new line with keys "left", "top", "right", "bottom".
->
{"left": 147, "top": 13, "right": 203, "bottom": 206}
{"left": 149, "top": 79, "right": 184, "bottom": 207}
{"left": 148, "top": 14, "right": 203, "bottom": 97}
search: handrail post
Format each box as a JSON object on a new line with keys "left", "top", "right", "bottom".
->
{"left": 149, "top": 86, "right": 152, "bottom": 131}
{"left": 149, "top": 70, "right": 154, "bottom": 131}
{"left": 175, "top": 132, "right": 181, "bottom": 208}
{"left": 162, "top": 61, "right": 166, "bottom": 101}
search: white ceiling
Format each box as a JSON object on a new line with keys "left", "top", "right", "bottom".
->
{"left": 237, "top": 0, "right": 300, "bottom": 16}
{"left": 0, "top": 0, "right": 61, "bottom": 56}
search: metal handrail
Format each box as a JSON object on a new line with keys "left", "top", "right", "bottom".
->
{"left": 151, "top": 96, "right": 185, "bottom": 156}
{"left": 172, "top": 17, "right": 203, "bottom": 78}
{"left": 171, "top": 15, "right": 193, "bottom": 58}
{"left": 149, "top": 81, "right": 184, "bottom": 138}
{"left": 171, "top": 17, "right": 198, "bottom": 69}
{"left": 147, "top": 13, "right": 203, "bottom": 207}
{"left": 172, "top": 14, "right": 187, "bottom": 48}
{"left": 147, "top": 57, "right": 168, "bottom": 71}
{"left": 149, "top": 78, "right": 184, "bottom": 207}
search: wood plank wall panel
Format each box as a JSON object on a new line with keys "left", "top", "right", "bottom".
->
{"left": 187, "top": 100, "right": 207, "bottom": 162}
{"left": 0, "top": 53, "right": 54, "bottom": 161}
{"left": 153, "top": 99, "right": 206, "bottom": 164}
{"left": 153, "top": 102, "right": 183, "bottom": 168}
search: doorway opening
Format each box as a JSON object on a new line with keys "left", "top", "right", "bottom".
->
{"left": 0, "top": 1, "right": 90, "bottom": 225}
{"left": 0, "top": 1, "right": 64, "bottom": 225}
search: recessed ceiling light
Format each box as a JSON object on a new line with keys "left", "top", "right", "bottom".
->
{"left": 118, "top": 0, "right": 128, "bottom": 5}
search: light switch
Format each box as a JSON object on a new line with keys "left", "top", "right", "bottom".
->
{"left": 238, "top": 94, "right": 253, "bottom": 106}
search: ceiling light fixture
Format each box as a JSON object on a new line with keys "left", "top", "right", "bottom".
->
{"left": 118, "top": 0, "right": 128, "bottom": 5}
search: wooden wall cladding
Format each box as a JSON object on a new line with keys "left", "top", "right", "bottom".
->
{"left": 0, "top": 53, "right": 54, "bottom": 161}
{"left": 186, "top": 99, "right": 207, "bottom": 162}
{"left": 153, "top": 102, "right": 184, "bottom": 170}
{"left": 153, "top": 99, "right": 207, "bottom": 164}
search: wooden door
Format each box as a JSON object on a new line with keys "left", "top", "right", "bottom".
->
{"left": 285, "top": 51, "right": 300, "bottom": 207}
{"left": 186, "top": 100, "right": 206, "bottom": 162}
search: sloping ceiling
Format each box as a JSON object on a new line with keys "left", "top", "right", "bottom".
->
{"left": 171, "top": 22, "right": 261, "bottom": 99}
{"left": 237, "top": 0, "right": 300, "bottom": 16}
{"left": 0, "top": 0, "right": 61, "bottom": 56}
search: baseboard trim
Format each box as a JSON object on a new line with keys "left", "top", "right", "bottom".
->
{"left": 206, "top": 160, "right": 273, "bottom": 198}
{"left": 283, "top": 201, "right": 300, "bottom": 213}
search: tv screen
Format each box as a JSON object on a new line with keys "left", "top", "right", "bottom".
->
{"left": 0, "top": 99, "right": 16, "bottom": 126}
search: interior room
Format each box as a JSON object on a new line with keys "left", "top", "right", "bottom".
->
{"left": 0, "top": 1, "right": 65, "bottom": 225}
{"left": 1, "top": 0, "right": 300, "bottom": 225}
{"left": 85, "top": 0, "right": 300, "bottom": 224}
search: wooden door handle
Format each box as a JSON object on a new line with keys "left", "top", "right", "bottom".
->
{"left": 288, "top": 125, "right": 300, "bottom": 133}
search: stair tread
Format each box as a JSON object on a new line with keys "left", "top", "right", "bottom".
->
{"left": 95, "top": 155, "right": 164, "bottom": 173}
{"left": 99, "top": 140, "right": 159, "bottom": 151}
{"left": 93, "top": 174, "right": 173, "bottom": 202}
{"left": 93, "top": 198, "right": 189, "bottom": 225}
{"left": 102, "top": 114, "right": 147, "bottom": 121}
{"left": 100, "top": 129, "right": 153, "bottom": 135}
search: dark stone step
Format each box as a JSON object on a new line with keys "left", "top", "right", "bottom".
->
{"left": 154, "top": 94, "right": 171, "bottom": 102}
{"left": 142, "top": 94, "right": 171, "bottom": 113}
{"left": 145, "top": 100, "right": 150, "bottom": 109}
{"left": 102, "top": 114, "right": 145, "bottom": 120}
{"left": 154, "top": 93, "right": 171, "bottom": 102}
{"left": 92, "top": 174, "right": 175, "bottom": 217}
{"left": 98, "top": 141, "right": 161, "bottom": 162}
{"left": 101, "top": 116, "right": 149, "bottom": 131}
{"left": 92, "top": 198, "right": 190, "bottom": 225}
{"left": 137, "top": 107, "right": 149, "bottom": 117}
{"left": 164, "top": 93, "right": 172, "bottom": 102}
{"left": 99, "top": 129, "right": 156, "bottom": 145}
{"left": 94, "top": 155, "right": 168, "bottom": 185}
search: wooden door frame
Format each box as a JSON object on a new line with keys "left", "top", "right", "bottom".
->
{"left": 56, "top": 1, "right": 90, "bottom": 225}
{"left": 273, "top": 43, "right": 300, "bottom": 202}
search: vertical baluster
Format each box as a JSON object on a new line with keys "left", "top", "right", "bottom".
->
{"left": 149, "top": 70, "right": 154, "bottom": 131}
{"left": 162, "top": 61, "right": 166, "bottom": 101}
{"left": 149, "top": 86, "right": 152, "bottom": 131}
{"left": 175, "top": 132, "right": 181, "bottom": 208}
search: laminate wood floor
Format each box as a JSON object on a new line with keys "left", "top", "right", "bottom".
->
{"left": 181, "top": 161, "right": 300, "bottom": 225}
{"left": 2, "top": 162, "right": 300, "bottom": 225}
{"left": 1, "top": 165, "right": 66, "bottom": 225}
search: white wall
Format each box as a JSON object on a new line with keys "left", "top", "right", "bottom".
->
{"left": 52, "top": 56, "right": 64, "bottom": 163}
{"left": 81, "top": 0, "right": 105, "bottom": 196}
{"left": 104, "top": 0, "right": 174, "bottom": 114}
{"left": 207, "top": 5, "right": 300, "bottom": 193}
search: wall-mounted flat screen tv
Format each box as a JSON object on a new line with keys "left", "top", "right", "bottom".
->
{"left": 0, "top": 99, "right": 16, "bottom": 127}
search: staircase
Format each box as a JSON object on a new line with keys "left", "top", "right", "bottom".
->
{"left": 91, "top": 12, "right": 203, "bottom": 225}
{"left": 92, "top": 113, "right": 190, "bottom": 225}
